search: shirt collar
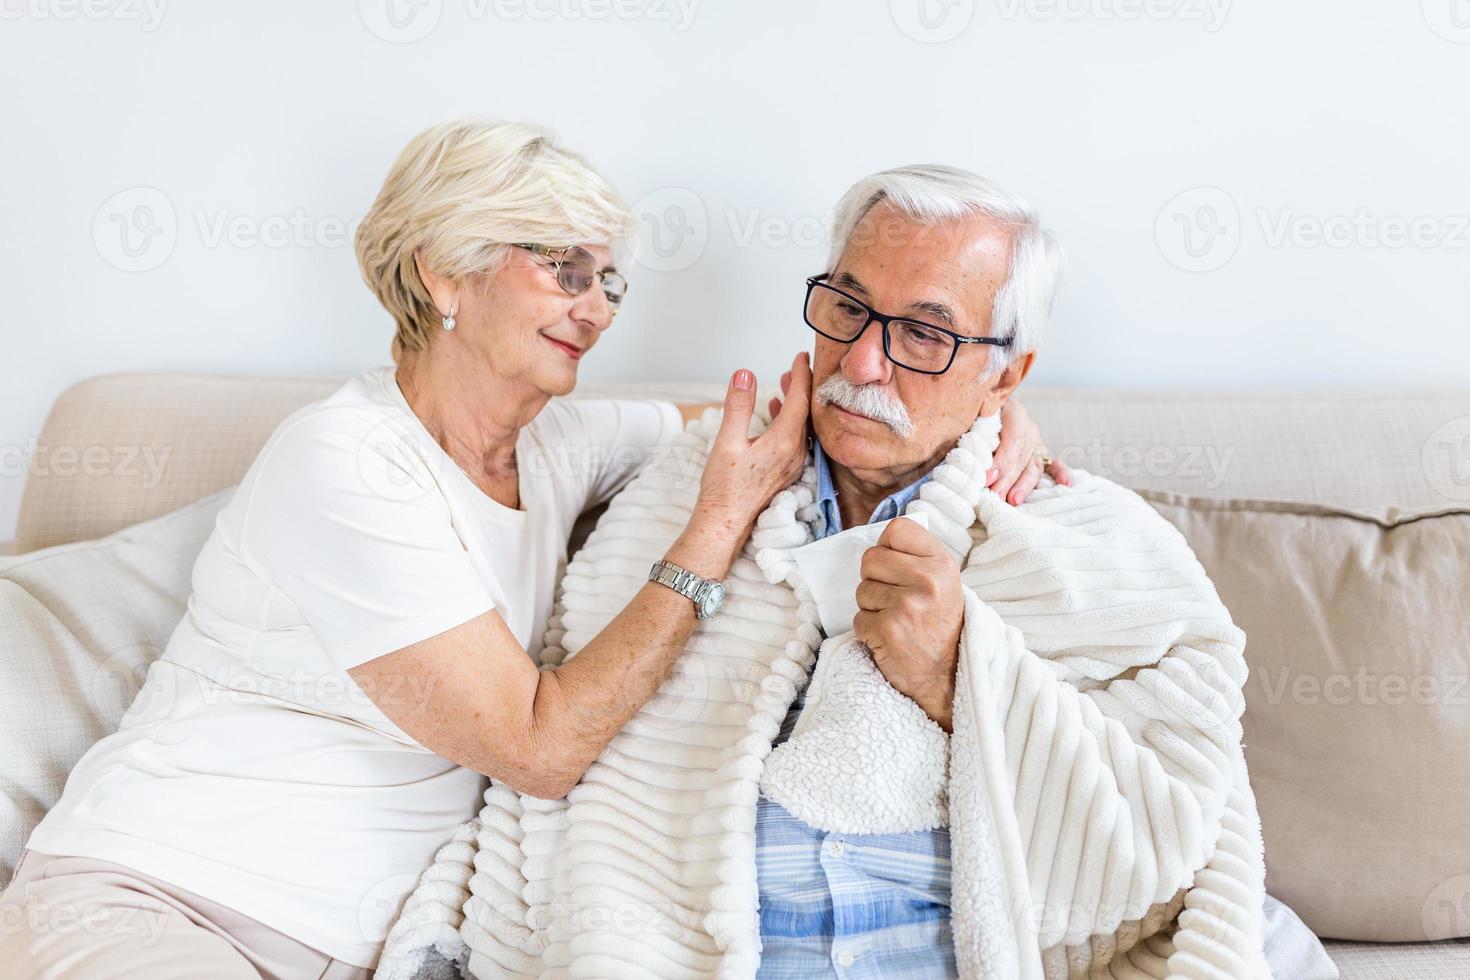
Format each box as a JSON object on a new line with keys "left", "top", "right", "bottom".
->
{"left": 812, "top": 439, "right": 935, "bottom": 540}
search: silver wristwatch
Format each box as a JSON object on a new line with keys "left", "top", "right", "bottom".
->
{"left": 648, "top": 560, "right": 727, "bottom": 620}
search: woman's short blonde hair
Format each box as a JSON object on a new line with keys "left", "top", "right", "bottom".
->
{"left": 354, "top": 119, "right": 634, "bottom": 362}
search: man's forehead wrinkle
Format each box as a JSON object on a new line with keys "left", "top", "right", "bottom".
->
{"left": 836, "top": 212, "right": 1010, "bottom": 336}
{"left": 835, "top": 264, "right": 972, "bottom": 330}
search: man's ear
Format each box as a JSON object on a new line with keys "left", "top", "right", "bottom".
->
{"left": 977, "top": 350, "right": 1035, "bottom": 418}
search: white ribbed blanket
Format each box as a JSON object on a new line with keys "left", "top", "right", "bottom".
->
{"left": 376, "top": 409, "right": 1270, "bottom": 980}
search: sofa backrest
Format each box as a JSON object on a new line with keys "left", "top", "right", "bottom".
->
{"left": 17, "top": 372, "right": 1470, "bottom": 552}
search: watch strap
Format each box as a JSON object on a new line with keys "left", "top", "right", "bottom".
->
{"left": 648, "top": 559, "right": 705, "bottom": 601}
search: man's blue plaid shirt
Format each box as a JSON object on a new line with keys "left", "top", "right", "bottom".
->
{"left": 754, "top": 440, "right": 955, "bottom": 979}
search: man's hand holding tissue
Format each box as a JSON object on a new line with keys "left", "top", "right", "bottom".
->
{"left": 853, "top": 516, "right": 964, "bottom": 733}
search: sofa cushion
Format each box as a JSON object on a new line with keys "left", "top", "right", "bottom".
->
{"left": 0, "top": 490, "right": 231, "bottom": 888}
{"left": 1325, "top": 937, "right": 1470, "bottom": 980}
{"left": 1140, "top": 490, "right": 1470, "bottom": 942}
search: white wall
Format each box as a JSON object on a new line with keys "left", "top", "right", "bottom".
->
{"left": 3, "top": 0, "right": 1468, "bottom": 542}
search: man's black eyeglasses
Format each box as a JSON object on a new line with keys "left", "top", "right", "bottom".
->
{"left": 802, "top": 274, "right": 1010, "bottom": 375}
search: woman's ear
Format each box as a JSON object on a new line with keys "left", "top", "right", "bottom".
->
{"left": 978, "top": 350, "right": 1035, "bottom": 418}
{"left": 413, "top": 249, "right": 459, "bottom": 319}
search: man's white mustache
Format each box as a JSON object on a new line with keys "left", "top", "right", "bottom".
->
{"left": 815, "top": 376, "right": 915, "bottom": 438}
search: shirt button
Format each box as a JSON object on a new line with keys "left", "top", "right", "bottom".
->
{"left": 836, "top": 948, "right": 856, "bottom": 967}
{"left": 825, "top": 840, "right": 845, "bottom": 858}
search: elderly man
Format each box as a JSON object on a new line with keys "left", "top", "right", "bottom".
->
{"left": 378, "top": 167, "right": 1338, "bottom": 980}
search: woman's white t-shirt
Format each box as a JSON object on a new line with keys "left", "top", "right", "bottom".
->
{"left": 27, "top": 366, "right": 683, "bottom": 968}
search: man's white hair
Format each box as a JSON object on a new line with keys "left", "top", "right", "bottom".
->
{"left": 826, "top": 165, "right": 1064, "bottom": 379}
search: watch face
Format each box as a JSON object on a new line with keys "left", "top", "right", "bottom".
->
{"left": 698, "top": 582, "right": 726, "bottom": 618}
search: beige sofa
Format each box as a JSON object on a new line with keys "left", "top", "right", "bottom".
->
{"left": 6, "top": 372, "right": 1470, "bottom": 979}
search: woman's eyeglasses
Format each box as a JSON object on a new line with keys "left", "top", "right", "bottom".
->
{"left": 513, "top": 243, "right": 627, "bottom": 313}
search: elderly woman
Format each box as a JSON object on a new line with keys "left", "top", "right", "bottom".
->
{"left": 0, "top": 121, "right": 1063, "bottom": 978}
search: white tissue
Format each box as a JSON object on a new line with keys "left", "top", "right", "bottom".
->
{"left": 791, "top": 511, "right": 930, "bottom": 637}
